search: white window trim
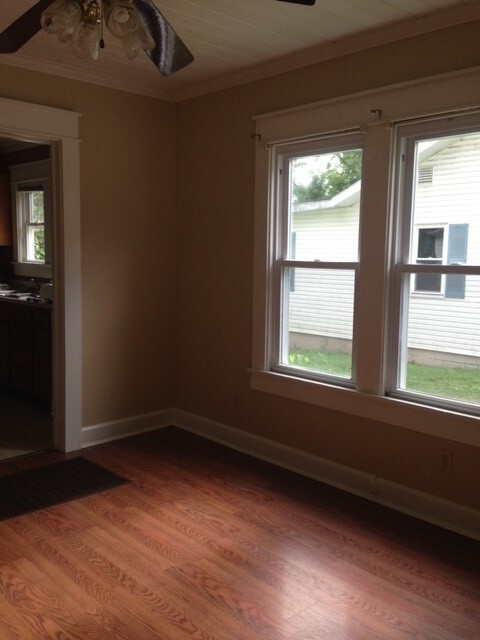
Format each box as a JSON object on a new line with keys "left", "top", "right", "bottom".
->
{"left": 251, "top": 66, "right": 480, "bottom": 448}
{"left": 389, "top": 118, "right": 480, "bottom": 416}
{"left": 271, "top": 135, "right": 363, "bottom": 387}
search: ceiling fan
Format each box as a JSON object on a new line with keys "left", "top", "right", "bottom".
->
{"left": 0, "top": 0, "right": 316, "bottom": 77}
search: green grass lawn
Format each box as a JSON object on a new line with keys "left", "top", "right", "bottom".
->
{"left": 288, "top": 350, "right": 480, "bottom": 404}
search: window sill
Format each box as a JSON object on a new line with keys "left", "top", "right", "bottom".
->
{"left": 250, "top": 369, "right": 480, "bottom": 447}
{"left": 13, "top": 261, "right": 52, "bottom": 279}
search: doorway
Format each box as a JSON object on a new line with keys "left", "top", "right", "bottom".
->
{"left": 0, "top": 96, "right": 82, "bottom": 455}
{"left": 0, "top": 137, "right": 54, "bottom": 460}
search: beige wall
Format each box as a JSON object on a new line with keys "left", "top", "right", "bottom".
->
{"left": 1, "top": 19, "right": 479, "bottom": 511}
{"left": 175, "top": 21, "right": 480, "bottom": 510}
{"left": 0, "top": 65, "right": 177, "bottom": 426}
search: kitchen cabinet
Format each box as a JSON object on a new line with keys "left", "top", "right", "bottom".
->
{"left": 9, "top": 304, "right": 34, "bottom": 396}
{"left": 0, "top": 172, "right": 12, "bottom": 246}
{"left": 32, "top": 308, "right": 52, "bottom": 403}
{"left": 0, "top": 300, "right": 51, "bottom": 403}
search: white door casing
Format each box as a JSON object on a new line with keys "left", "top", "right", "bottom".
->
{"left": 0, "top": 96, "right": 82, "bottom": 452}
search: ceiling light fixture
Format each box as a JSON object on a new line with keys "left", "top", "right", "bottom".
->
{"left": 40, "top": 0, "right": 154, "bottom": 61}
{"left": 1, "top": 0, "right": 316, "bottom": 77}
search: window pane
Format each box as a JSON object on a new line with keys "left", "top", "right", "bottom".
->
{"left": 289, "top": 149, "right": 362, "bottom": 262}
{"left": 27, "top": 226, "right": 45, "bottom": 261}
{"left": 400, "top": 274, "right": 480, "bottom": 405}
{"left": 281, "top": 268, "right": 354, "bottom": 379}
{"left": 411, "top": 132, "right": 480, "bottom": 267}
{"left": 398, "top": 130, "right": 480, "bottom": 407}
{"left": 18, "top": 189, "right": 45, "bottom": 223}
{"left": 415, "top": 268, "right": 442, "bottom": 293}
{"left": 18, "top": 189, "right": 46, "bottom": 263}
{"left": 417, "top": 227, "right": 443, "bottom": 259}
{"left": 31, "top": 190, "right": 45, "bottom": 223}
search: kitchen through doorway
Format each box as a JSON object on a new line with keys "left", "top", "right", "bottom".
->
{"left": 1, "top": 95, "right": 83, "bottom": 456}
{"left": 0, "top": 137, "right": 54, "bottom": 460}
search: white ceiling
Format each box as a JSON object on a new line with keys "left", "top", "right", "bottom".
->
{"left": 1, "top": 0, "right": 479, "bottom": 102}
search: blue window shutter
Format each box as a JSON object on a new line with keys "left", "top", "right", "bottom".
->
{"left": 445, "top": 224, "right": 468, "bottom": 299}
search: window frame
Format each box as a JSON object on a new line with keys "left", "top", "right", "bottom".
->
{"left": 412, "top": 225, "right": 446, "bottom": 295}
{"left": 251, "top": 67, "right": 480, "bottom": 448}
{"left": 389, "top": 118, "right": 480, "bottom": 413}
{"left": 17, "top": 185, "right": 46, "bottom": 263}
{"left": 412, "top": 223, "right": 470, "bottom": 298}
{"left": 10, "top": 160, "right": 52, "bottom": 279}
{"left": 271, "top": 135, "right": 364, "bottom": 387}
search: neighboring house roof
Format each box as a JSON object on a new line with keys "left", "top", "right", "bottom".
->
{"left": 293, "top": 135, "right": 465, "bottom": 214}
{"left": 417, "top": 136, "right": 462, "bottom": 163}
{"left": 293, "top": 179, "right": 361, "bottom": 213}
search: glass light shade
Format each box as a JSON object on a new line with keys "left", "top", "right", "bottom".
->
{"left": 137, "top": 24, "right": 155, "bottom": 53}
{"left": 120, "top": 31, "right": 144, "bottom": 59}
{"left": 106, "top": 3, "right": 139, "bottom": 39}
{"left": 71, "top": 21, "right": 101, "bottom": 59}
{"left": 40, "top": 0, "right": 154, "bottom": 62}
{"left": 41, "top": 0, "right": 82, "bottom": 44}
{"left": 106, "top": 0, "right": 154, "bottom": 54}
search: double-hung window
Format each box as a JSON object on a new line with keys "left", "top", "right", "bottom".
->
{"left": 391, "top": 124, "right": 480, "bottom": 410}
{"left": 10, "top": 160, "right": 52, "bottom": 278}
{"left": 17, "top": 185, "right": 46, "bottom": 263}
{"left": 271, "top": 136, "right": 363, "bottom": 384}
{"left": 252, "top": 69, "right": 480, "bottom": 445}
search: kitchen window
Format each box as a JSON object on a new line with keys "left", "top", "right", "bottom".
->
{"left": 17, "top": 186, "right": 46, "bottom": 263}
{"left": 10, "top": 160, "right": 52, "bottom": 278}
{"left": 251, "top": 69, "right": 480, "bottom": 446}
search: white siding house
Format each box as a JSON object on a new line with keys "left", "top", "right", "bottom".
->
{"left": 289, "top": 184, "right": 358, "bottom": 352}
{"left": 290, "top": 134, "right": 480, "bottom": 367}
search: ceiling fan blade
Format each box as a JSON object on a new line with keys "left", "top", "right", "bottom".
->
{"left": 276, "top": 0, "right": 316, "bottom": 5}
{"left": 0, "top": 0, "right": 55, "bottom": 53}
{"left": 131, "top": 0, "right": 194, "bottom": 76}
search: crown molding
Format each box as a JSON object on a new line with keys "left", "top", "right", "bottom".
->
{"left": 172, "top": 0, "right": 480, "bottom": 101}
{"left": 1, "top": 0, "right": 479, "bottom": 102}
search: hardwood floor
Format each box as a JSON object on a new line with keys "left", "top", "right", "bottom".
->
{"left": 0, "top": 427, "right": 478, "bottom": 639}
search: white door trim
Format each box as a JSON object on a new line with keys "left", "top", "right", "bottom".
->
{"left": 0, "top": 96, "right": 82, "bottom": 452}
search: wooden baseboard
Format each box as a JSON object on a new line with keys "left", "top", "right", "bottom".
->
{"left": 82, "top": 408, "right": 480, "bottom": 542}
{"left": 174, "top": 409, "right": 480, "bottom": 542}
{"left": 81, "top": 409, "right": 174, "bottom": 447}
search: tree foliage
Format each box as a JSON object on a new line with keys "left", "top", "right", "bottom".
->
{"left": 31, "top": 190, "right": 45, "bottom": 260}
{"left": 293, "top": 150, "right": 362, "bottom": 203}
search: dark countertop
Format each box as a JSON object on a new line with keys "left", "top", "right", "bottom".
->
{"left": 0, "top": 294, "right": 52, "bottom": 310}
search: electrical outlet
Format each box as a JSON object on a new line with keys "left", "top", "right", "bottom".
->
{"left": 440, "top": 450, "right": 453, "bottom": 475}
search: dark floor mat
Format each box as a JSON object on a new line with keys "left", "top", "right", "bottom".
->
{"left": 0, "top": 457, "right": 129, "bottom": 521}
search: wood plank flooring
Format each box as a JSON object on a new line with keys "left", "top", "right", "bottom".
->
{"left": 0, "top": 427, "right": 478, "bottom": 639}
